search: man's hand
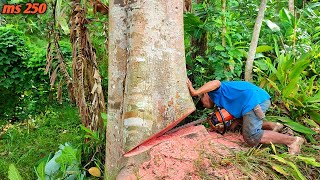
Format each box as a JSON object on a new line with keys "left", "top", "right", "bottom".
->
{"left": 187, "top": 79, "right": 221, "bottom": 97}
{"left": 187, "top": 78, "right": 198, "bottom": 96}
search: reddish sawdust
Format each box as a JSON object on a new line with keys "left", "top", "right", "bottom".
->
{"left": 137, "top": 125, "right": 249, "bottom": 180}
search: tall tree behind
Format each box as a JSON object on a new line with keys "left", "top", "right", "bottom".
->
{"left": 244, "top": 0, "right": 267, "bottom": 81}
{"left": 69, "top": 0, "right": 106, "bottom": 131}
{"left": 106, "top": 0, "right": 195, "bottom": 178}
{"left": 289, "top": 0, "right": 294, "bottom": 14}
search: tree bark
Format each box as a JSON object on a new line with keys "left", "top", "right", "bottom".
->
{"left": 106, "top": 0, "right": 195, "bottom": 178}
{"left": 289, "top": 0, "right": 294, "bottom": 14}
{"left": 244, "top": 0, "right": 267, "bottom": 81}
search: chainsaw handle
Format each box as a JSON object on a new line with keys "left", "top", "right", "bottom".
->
{"left": 207, "top": 108, "right": 227, "bottom": 135}
{"left": 216, "top": 107, "right": 227, "bottom": 135}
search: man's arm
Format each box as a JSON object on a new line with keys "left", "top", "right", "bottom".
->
{"left": 187, "top": 79, "right": 221, "bottom": 96}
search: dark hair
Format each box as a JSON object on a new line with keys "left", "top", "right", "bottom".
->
{"left": 195, "top": 96, "right": 205, "bottom": 110}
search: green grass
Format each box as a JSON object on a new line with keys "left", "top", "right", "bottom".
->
{"left": 195, "top": 143, "right": 320, "bottom": 179}
{"left": 0, "top": 104, "right": 83, "bottom": 179}
{"left": 1, "top": 103, "right": 318, "bottom": 179}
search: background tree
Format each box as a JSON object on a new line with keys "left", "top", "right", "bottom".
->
{"left": 289, "top": 0, "right": 294, "bottom": 14}
{"left": 106, "top": 0, "right": 195, "bottom": 178}
{"left": 244, "top": 0, "right": 267, "bottom": 81}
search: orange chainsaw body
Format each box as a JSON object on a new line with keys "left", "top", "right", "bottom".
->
{"left": 215, "top": 109, "right": 234, "bottom": 122}
{"left": 207, "top": 108, "right": 234, "bottom": 134}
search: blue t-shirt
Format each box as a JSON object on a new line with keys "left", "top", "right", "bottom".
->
{"left": 207, "top": 81, "right": 271, "bottom": 118}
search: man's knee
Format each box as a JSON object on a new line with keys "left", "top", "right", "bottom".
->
{"left": 243, "top": 130, "right": 263, "bottom": 146}
{"left": 242, "top": 108, "right": 265, "bottom": 147}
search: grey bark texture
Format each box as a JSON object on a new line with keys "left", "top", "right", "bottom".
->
{"left": 244, "top": 0, "right": 267, "bottom": 81}
{"left": 106, "top": 0, "right": 195, "bottom": 178}
{"left": 289, "top": 0, "right": 294, "bottom": 14}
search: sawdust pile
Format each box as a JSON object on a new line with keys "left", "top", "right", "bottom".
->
{"left": 137, "top": 125, "right": 249, "bottom": 179}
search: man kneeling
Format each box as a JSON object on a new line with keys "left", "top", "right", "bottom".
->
{"left": 187, "top": 79, "right": 304, "bottom": 155}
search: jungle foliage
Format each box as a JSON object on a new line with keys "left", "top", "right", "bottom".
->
{"left": 0, "top": 0, "right": 319, "bottom": 179}
{"left": 185, "top": 0, "right": 320, "bottom": 140}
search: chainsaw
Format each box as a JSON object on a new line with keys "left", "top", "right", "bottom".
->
{"left": 167, "top": 107, "right": 235, "bottom": 135}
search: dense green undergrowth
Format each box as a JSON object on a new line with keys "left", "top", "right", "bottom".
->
{"left": 0, "top": 0, "right": 319, "bottom": 179}
{"left": 0, "top": 104, "right": 82, "bottom": 179}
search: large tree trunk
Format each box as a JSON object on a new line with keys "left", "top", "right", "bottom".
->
{"left": 244, "top": 0, "right": 267, "bottom": 81}
{"left": 106, "top": 0, "right": 195, "bottom": 178}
